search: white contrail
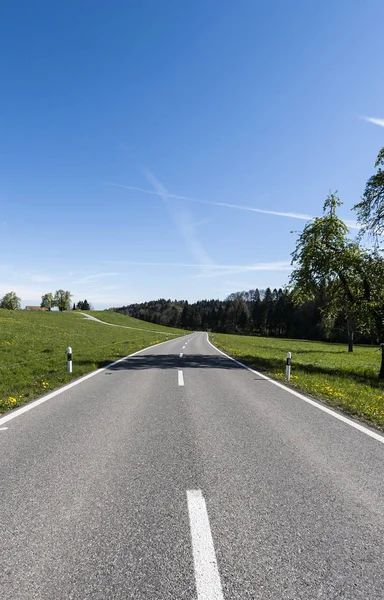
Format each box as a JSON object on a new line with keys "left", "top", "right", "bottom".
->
{"left": 140, "top": 171, "right": 215, "bottom": 269}
{"left": 102, "top": 181, "right": 313, "bottom": 221}
{"left": 362, "top": 116, "right": 384, "bottom": 128}
{"left": 102, "top": 260, "right": 292, "bottom": 272}
{"left": 103, "top": 180, "right": 360, "bottom": 229}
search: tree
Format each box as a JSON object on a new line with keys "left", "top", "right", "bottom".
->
{"left": 180, "top": 302, "right": 190, "bottom": 329}
{"left": 356, "top": 250, "right": 384, "bottom": 376}
{"left": 260, "top": 288, "right": 274, "bottom": 336}
{"left": 290, "top": 192, "right": 365, "bottom": 352}
{"left": 54, "top": 290, "right": 72, "bottom": 312}
{"left": 76, "top": 299, "right": 91, "bottom": 310}
{"left": 41, "top": 293, "right": 54, "bottom": 311}
{"left": 0, "top": 291, "right": 21, "bottom": 310}
{"left": 354, "top": 147, "right": 384, "bottom": 239}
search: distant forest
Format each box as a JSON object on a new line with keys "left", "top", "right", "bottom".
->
{"left": 114, "top": 287, "right": 376, "bottom": 344}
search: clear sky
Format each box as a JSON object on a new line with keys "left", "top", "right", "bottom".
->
{"left": 1, "top": 1, "right": 384, "bottom": 308}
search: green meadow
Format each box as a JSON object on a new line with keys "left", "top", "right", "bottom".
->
{"left": 0, "top": 309, "right": 184, "bottom": 414}
{"left": 211, "top": 332, "right": 384, "bottom": 430}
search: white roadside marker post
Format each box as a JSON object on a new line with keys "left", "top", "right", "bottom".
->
{"left": 286, "top": 352, "right": 291, "bottom": 381}
{"left": 67, "top": 346, "right": 73, "bottom": 374}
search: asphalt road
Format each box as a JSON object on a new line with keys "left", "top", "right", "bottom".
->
{"left": 1, "top": 332, "right": 384, "bottom": 599}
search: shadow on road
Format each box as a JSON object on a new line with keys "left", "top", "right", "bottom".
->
{"left": 104, "top": 354, "right": 246, "bottom": 371}
{"left": 74, "top": 352, "right": 381, "bottom": 387}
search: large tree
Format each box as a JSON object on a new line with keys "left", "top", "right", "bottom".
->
{"left": 354, "top": 146, "right": 384, "bottom": 239}
{"left": 54, "top": 290, "right": 72, "bottom": 312}
{"left": 290, "top": 193, "right": 366, "bottom": 353}
{"left": 291, "top": 193, "right": 384, "bottom": 375}
{"left": 0, "top": 291, "right": 21, "bottom": 310}
{"left": 41, "top": 292, "right": 54, "bottom": 311}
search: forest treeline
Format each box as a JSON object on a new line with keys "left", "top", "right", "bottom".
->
{"left": 114, "top": 287, "right": 376, "bottom": 344}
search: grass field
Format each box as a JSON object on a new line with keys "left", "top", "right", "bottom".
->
{"left": 211, "top": 333, "right": 384, "bottom": 430}
{"left": 0, "top": 309, "right": 184, "bottom": 415}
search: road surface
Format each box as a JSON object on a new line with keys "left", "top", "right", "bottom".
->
{"left": 1, "top": 332, "right": 384, "bottom": 599}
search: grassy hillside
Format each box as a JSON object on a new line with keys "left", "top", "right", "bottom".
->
{"left": 86, "top": 310, "right": 185, "bottom": 333}
{"left": 0, "top": 309, "right": 184, "bottom": 414}
{"left": 211, "top": 333, "right": 384, "bottom": 430}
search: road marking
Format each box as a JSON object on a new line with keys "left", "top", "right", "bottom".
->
{"left": 178, "top": 370, "right": 184, "bottom": 386}
{"left": 0, "top": 427, "right": 8, "bottom": 431}
{"left": 180, "top": 353, "right": 183, "bottom": 358}
{"left": 0, "top": 334, "right": 190, "bottom": 428}
{"left": 183, "top": 345, "right": 186, "bottom": 349}
{"left": 187, "top": 489, "right": 224, "bottom": 600}
{"left": 206, "top": 333, "right": 384, "bottom": 445}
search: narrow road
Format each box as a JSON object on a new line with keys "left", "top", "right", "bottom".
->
{"left": 1, "top": 332, "right": 383, "bottom": 599}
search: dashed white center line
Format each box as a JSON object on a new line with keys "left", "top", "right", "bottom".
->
{"left": 180, "top": 353, "right": 183, "bottom": 358}
{"left": 178, "top": 370, "right": 184, "bottom": 386}
{"left": 187, "top": 489, "right": 224, "bottom": 600}
{"left": 0, "top": 427, "right": 8, "bottom": 431}
{"left": 182, "top": 345, "right": 186, "bottom": 349}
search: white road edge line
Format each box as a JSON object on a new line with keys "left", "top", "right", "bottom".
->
{"left": 180, "top": 353, "right": 183, "bottom": 358}
{"left": 187, "top": 489, "right": 224, "bottom": 600}
{"left": 0, "top": 334, "right": 189, "bottom": 427}
{"left": 206, "top": 333, "right": 384, "bottom": 445}
{"left": 178, "top": 370, "right": 184, "bottom": 386}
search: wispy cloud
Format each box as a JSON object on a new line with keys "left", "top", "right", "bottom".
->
{"left": 28, "top": 274, "right": 52, "bottom": 283}
{"left": 344, "top": 219, "right": 360, "bottom": 230}
{"left": 73, "top": 272, "right": 119, "bottom": 284}
{"left": 194, "top": 261, "right": 292, "bottom": 278}
{"left": 141, "top": 170, "right": 215, "bottom": 269}
{"left": 362, "top": 116, "right": 384, "bottom": 128}
{"left": 0, "top": 283, "right": 48, "bottom": 303}
{"left": 103, "top": 180, "right": 312, "bottom": 221}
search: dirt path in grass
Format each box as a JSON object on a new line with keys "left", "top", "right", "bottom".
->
{"left": 80, "top": 313, "right": 180, "bottom": 337}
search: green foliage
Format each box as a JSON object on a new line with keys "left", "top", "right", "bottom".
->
{"left": 354, "top": 146, "right": 384, "bottom": 237}
{"left": 0, "top": 309, "right": 183, "bottom": 414}
{"left": 290, "top": 192, "right": 356, "bottom": 304}
{"left": 41, "top": 292, "right": 54, "bottom": 311}
{"left": 115, "top": 287, "right": 378, "bottom": 344}
{"left": 290, "top": 192, "right": 384, "bottom": 358}
{"left": 54, "top": 289, "right": 72, "bottom": 312}
{"left": 116, "top": 291, "right": 301, "bottom": 337}
{"left": 77, "top": 299, "right": 91, "bottom": 310}
{"left": 212, "top": 332, "right": 384, "bottom": 430}
{"left": 0, "top": 291, "right": 21, "bottom": 310}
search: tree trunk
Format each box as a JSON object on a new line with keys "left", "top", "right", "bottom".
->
{"left": 379, "top": 345, "right": 384, "bottom": 379}
{"left": 347, "top": 321, "right": 354, "bottom": 353}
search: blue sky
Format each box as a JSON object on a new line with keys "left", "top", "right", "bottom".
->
{"left": 1, "top": 1, "right": 384, "bottom": 308}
